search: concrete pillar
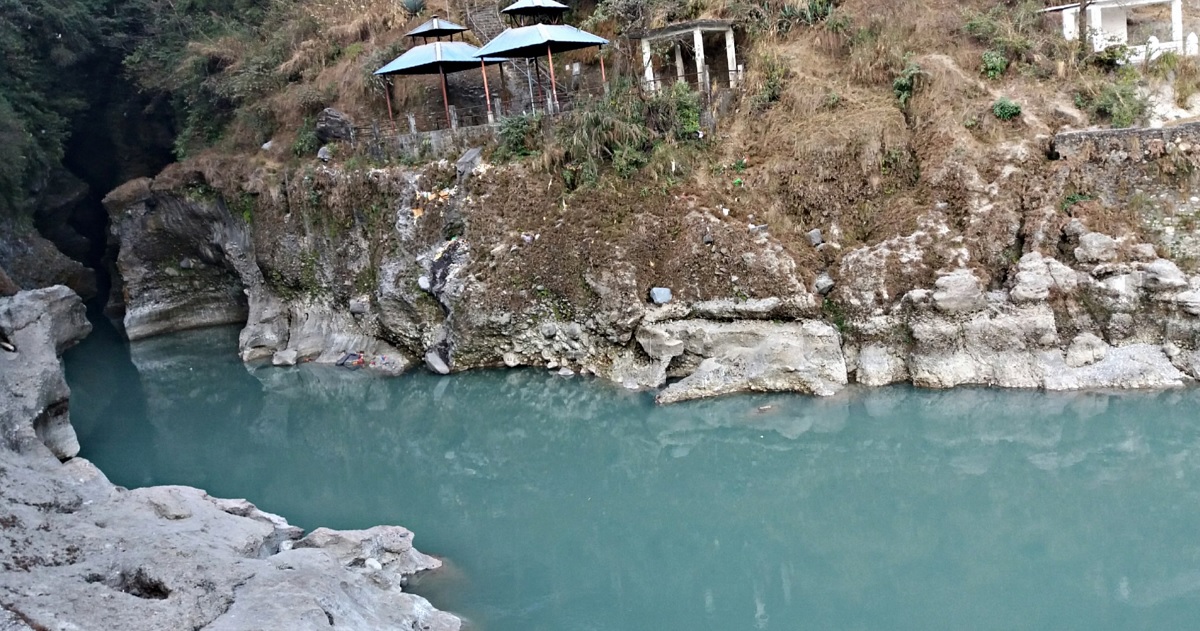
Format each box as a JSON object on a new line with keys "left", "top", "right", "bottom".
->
{"left": 406, "top": 113, "right": 417, "bottom": 134}
{"left": 1188, "top": 32, "right": 1199, "bottom": 56}
{"left": 674, "top": 42, "right": 686, "bottom": 84}
{"left": 641, "top": 38, "right": 657, "bottom": 92}
{"left": 725, "top": 28, "right": 737, "bottom": 88}
{"left": 1173, "top": 0, "right": 1184, "bottom": 44}
{"left": 693, "top": 28, "right": 706, "bottom": 92}
{"left": 1062, "top": 8, "right": 1078, "bottom": 40}
{"left": 493, "top": 97, "right": 503, "bottom": 119}
{"left": 449, "top": 105, "right": 458, "bottom": 130}
{"left": 1088, "top": 5, "right": 1104, "bottom": 52}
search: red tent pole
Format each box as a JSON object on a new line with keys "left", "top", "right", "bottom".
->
{"left": 440, "top": 65, "right": 451, "bottom": 128}
{"left": 383, "top": 78, "right": 395, "bottom": 126}
{"left": 547, "top": 44, "right": 559, "bottom": 109}
{"left": 482, "top": 59, "right": 493, "bottom": 120}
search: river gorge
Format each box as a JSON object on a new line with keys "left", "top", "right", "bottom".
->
{"left": 61, "top": 319, "right": 1200, "bottom": 630}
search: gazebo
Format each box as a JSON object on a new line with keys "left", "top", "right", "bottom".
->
{"left": 631, "top": 19, "right": 740, "bottom": 93}
{"left": 501, "top": 0, "right": 569, "bottom": 26}
{"left": 475, "top": 23, "right": 609, "bottom": 110}
{"left": 374, "top": 41, "right": 508, "bottom": 127}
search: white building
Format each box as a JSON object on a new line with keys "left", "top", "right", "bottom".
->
{"left": 1044, "top": 0, "right": 1199, "bottom": 62}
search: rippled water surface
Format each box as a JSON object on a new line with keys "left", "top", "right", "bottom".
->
{"left": 65, "top": 323, "right": 1200, "bottom": 630}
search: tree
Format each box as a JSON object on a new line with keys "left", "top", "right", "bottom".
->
{"left": 1077, "top": 0, "right": 1093, "bottom": 59}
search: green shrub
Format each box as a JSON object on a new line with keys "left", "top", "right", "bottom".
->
{"left": 991, "top": 97, "right": 1021, "bottom": 120}
{"left": 963, "top": 3, "right": 1040, "bottom": 60}
{"left": 649, "top": 81, "right": 701, "bottom": 140}
{"left": 892, "top": 59, "right": 922, "bottom": 108}
{"left": 981, "top": 49, "right": 1009, "bottom": 80}
{"left": 1075, "top": 71, "right": 1147, "bottom": 128}
{"left": 1089, "top": 44, "right": 1130, "bottom": 71}
{"left": 750, "top": 53, "right": 788, "bottom": 110}
{"left": 292, "top": 116, "right": 320, "bottom": 157}
{"left": 495, "top": 112, "right": 543, "bottom": 161}
{"left": 1061, "top": 192, "right": 1094, "bottom": 211}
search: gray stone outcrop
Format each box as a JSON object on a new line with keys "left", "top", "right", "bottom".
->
{"left": 0, "top": 288, "right": 459, "bottom": 631}
{"left": 635, "top": 320, "right": 847, "bottom": 403}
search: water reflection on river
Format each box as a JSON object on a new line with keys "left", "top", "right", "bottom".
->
{"left": 66, "top": 324, "right": 1200, "bottom": 630}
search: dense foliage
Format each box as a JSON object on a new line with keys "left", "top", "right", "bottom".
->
{"left": 0, "top": 0, "right": 126, "bottom": 213}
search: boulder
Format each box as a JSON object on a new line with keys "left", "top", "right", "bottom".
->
{"left": 314, "top": 108, "right": 353, "bottom": 143}
{"left": 639, "top": 320, "right": 848, "bottom": 403}
{"left": 1177, "top": 290, "right": 1200, "bottom": 316}
{"left": 1065, "top": 332, "right": 1107, "bottom": 367}
{"left": 856, "top": 343, "right": 909, "bottom": 386}
{"left": 932, "top": 269, "right": 985, "bottom": 314}
{"left": 425, "top": 349, "right": 451, "bottom": 374}
{"left": 272, "top": 349, "right": 299, "bottom": 366}
{"left": 1010, "top": 252, "right": 1078, "bottom": 303}
{"left": 1141, "top": 258, "right": 1188, "bottom": 291}
{"left": 1075, "top": 232, "right": 1118, "bottom": 263}
{"left": 814, "top": 273, "right": 835, "bottom": 296}
{"left": 649, "top": 287, "right": 673, "bottom": 305}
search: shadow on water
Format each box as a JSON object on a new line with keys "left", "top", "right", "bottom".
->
{"left": 65, "top": 327, "right": 1200, "bottom": 631}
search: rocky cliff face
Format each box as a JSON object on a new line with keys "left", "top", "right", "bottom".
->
{"left": 0, "top": 287, "right": 459, "bottom": 630}
{"left": 99, "top": 114, "right": 1200, "bottom": 403}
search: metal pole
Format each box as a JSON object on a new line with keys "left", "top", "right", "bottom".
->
{"left": 547, "top": 44, "right": 559, "bottom": 110}
{"left": 482, "top": 60, "right": 494, "bottom": 123}
{"left": 440, "top": 65, "right": 451, "bottom": 128}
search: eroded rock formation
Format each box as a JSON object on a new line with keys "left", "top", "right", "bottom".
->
{"left": 0, "top": 287, "right": 459, "bottom": 630}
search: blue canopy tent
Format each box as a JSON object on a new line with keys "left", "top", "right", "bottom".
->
{"left": 375, "top": 41, "right": 508, "bottom": 127}
{"left": 406, "top": 17, "right": 469, "bottom": 42}
{"left": 500, "top": 0, "right": 569, "bottom": 26}
{"left": 475, "top": 24, "right": 609, "bottom": 109}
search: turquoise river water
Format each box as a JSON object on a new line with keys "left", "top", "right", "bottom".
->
{"left": 64, "top": 322, "right": 1200, "bottom": 630}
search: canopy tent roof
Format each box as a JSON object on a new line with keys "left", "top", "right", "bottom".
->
{"left": 475, "top": 23, "right": 608, "bottom": 58}
{"left": 406, "top": 16, "right": 469, "bottom": 39}
{"left": 374, "top": 41, "right": 507, "bottom": 76}
{"left": 501, "top": 0, "right": 569, "bottom": 16}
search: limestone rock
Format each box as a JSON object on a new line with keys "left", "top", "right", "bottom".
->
{"left": 1011, "top": 252, "right": 1079, "bottom": 303}
{"left": 1042, "top": 344, "right": 1187, "bottom": 390}
{"left": 856, "top": 343, "right": 909, "bottom": 386}
{"left": 1065, "top": 332, "right": 1108, "bottom": 367}
{"left": 690, "top": 297, "right": 788, "bottom": 320}
{"left": 104, "top": 179, "right": 252, "bottom": 341}
{"left": 1178, "top": 290, "right": 1200, "bottom": 316}
{"left": 1142, "top": 258, "right": 1188, "bottom": 291}
{"left": 932, "top": 269, "right": 985, "bottom": 314}
{"left": 639, "top": 320, "right": 847, "bottom": 403}
{"left": 425, "top": 349, "right": 451, "bottom": 374}
{"left": 814, "top": 273, "right": 835, "bottom": 296}
{"left": 0, "top": 288, "right": 461, "bottom": 631}
{"left": 0, "top": 286, "right": 90, "bottom": 459}
{"left": 649, "top": 287, "right": 673, "bottom": 305}
{"left": 907, "top": 304, "right": 1057, "bottom": 389}
{"left": 272, "top": 349, "right": 299, "bottom": 366}
{"left": 1075, "top": 232, "right": 1118, "bottom": 263}
{"left": 314, "top": 107, "right": 354, "bottom": 143}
